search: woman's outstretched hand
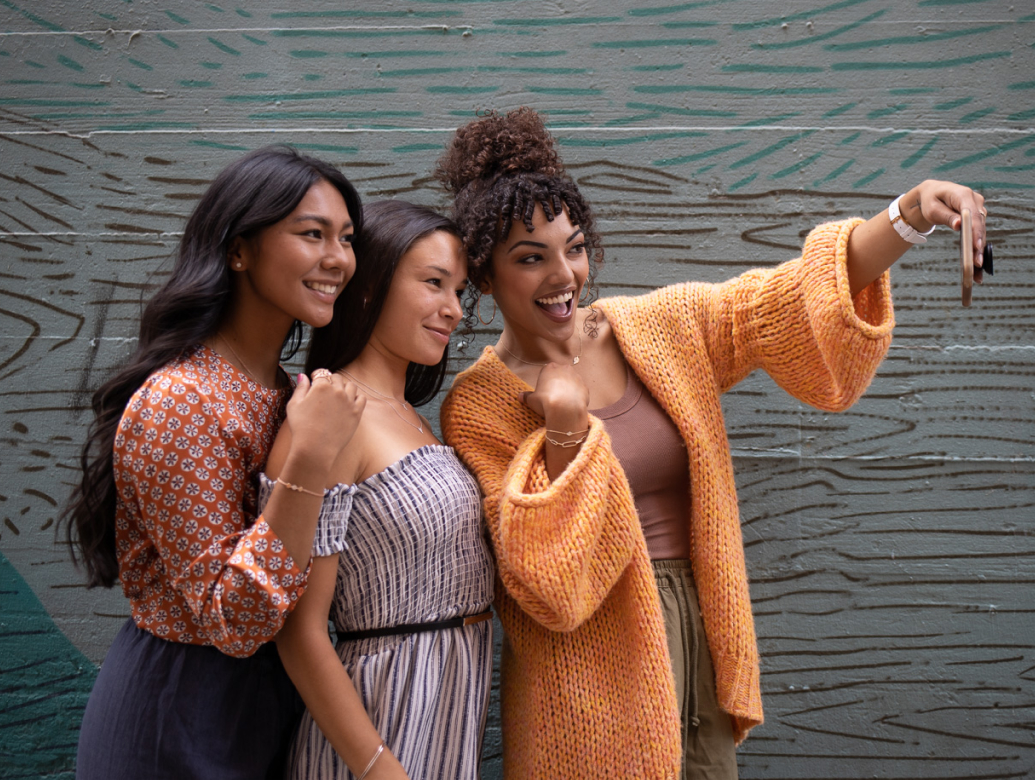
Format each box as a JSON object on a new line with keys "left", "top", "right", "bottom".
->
{"left": 846, "top": 179, "right": 990, "bottom": 297}
{"left": 897, "top": 179, "right": 987, "bottom": 258}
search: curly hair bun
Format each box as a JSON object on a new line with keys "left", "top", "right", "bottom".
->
{"left": 436, "top": 107, "right": 565, "bottom": 194}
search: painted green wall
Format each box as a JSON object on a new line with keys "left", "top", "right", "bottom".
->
{"left": 1, "top": 1, "right": 1032, "bottom": 777}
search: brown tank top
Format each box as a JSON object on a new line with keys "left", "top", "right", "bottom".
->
{"left": 591, "top": 370, "right": 692, "bottom": 560}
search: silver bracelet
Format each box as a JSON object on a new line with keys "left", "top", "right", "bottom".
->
{"left": 358, "top": 742, "right": 384, "bottom": 780}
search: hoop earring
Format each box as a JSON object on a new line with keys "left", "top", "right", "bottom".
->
{"left": 477, "top": 295, "right": 496, "bottom": 326}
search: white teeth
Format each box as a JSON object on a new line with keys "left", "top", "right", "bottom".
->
{"left": 536, "top": 291, "right": 573, "bottom": 305}
{"left": 306, "top": 282, "right": 337, "bottom": 294}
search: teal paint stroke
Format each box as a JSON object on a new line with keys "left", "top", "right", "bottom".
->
{"left": 271, "top": 9, "right": 461, "bottom": 18}
{"left": 728, "top": 172, "right": 758, "bottom": 191}
{"left": 559, "top": 130, "right": 708, "bottom": 149}
{"left": 344, "top": 51, "right": 450, "bottom": 58}
{"left": 753, "top": 9, "right": 886, "bottom": 50}
{"left": 157, "top": 35, "right": 179, "bottom": 49}
{"left": 660, "top": 21, "right": 719, "bottom": 28}
{"left": 825, "top": 24, "right": 1004, "bottom": 52}
{"left": 635, "top": 85, "right": 840, "bottom": 96}
{"left": 831, "top": 51, "right": 1011, "bottom": 71}
{"left": 824, "top": 102, "right": 857, "bottom": 117}
{"left": 626, "top": 101, "right": 737, "bottom": 118}
{"left": 593, "top": 38, "right": 717, "bottom": 48}
{"left": 493, "top": 17, "right": 621, "bottom": 25}
{"left": 527, "top": 86, "right": 601, "bottom": 96}
{"left": 628, "top": 0, "right": 740, "bottom": 17}
{"left": 208, "top": 37, "right": 241, "bottom": 56}
{"left": 426, "top": 85, "right": 499, "bottom": 94}
{"left": 732, "top": 0, "right": 877, "bottom": 31}
{"left": 722, "top": 64, "right": 824, "bottom": 74}
{"left": 934, "top": 97, "right": 974, "bottom": 110}
{"left": 291, "top": 143, "right": 359, "bottom": 153}
{"left": 225, "top": 88, "right": 396, "bottom": 101}
{"left": 729, "top": 130, "right": 818, "bottom": 170}
{"left": 246, "top": 111, "right": 421, "bottom": 120}
{"left": 919, "top": 0, "right": 1000, "bottom": 5}
{"left": 871, "top": 131, "right": 910, "bottom": 147}
{"left": 934, "top": 136, "right": 1035, "bottom": 172}
{"left": 164, "top": 10, "right": 190, "bottom": 24}
{"left": 960, "top": 107, "right": 996, "bottom": 123}
{"left": 736, "top": 112, "right": 803, "bottom": 127}
{"left": 242, "top": 35, "right": 267, "bottom": 46}
{"left": 852, "top": 167, "right": 885, "bottom": 188}
{"left": 867, "top": 104, "right": 908, "bottom": 119}
{"left": 840, "top": 131, "right": 862, "bottom": 144}
{"left": 0, "top": 0, "right": 65, "bottom": 32}
{"left": 654, "top": 140, "right": 749, "bottom": 166}
{"left": 902, "top": 137, "right": 939, "bottom": 169}
{"left": 813, "top": 158, "right": 855, "bottom": 187}
{"left": 771, "top": 151, "right": 823, "bottom": 179}
{"left": 0, "top": 551, "right": 97, "bottom": 780}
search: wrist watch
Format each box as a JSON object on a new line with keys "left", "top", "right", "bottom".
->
{"left": 889, "top": 194, "right": 937, "bottom": 244}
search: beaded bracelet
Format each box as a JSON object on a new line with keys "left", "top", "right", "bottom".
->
{"left": 276, "top": 479, "right": 324, "bottom": 498}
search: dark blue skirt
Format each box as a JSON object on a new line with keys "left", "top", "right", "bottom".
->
{"left": 76, "top": 619, "right": 303, "bottom": 780}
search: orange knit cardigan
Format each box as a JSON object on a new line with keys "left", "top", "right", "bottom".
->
{"left": 441, "top": 219, "right": 894, "bottom": 779}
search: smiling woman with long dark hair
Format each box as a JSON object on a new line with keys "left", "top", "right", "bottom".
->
{"left": 64, "top": 146, "right": 370, "bottom": 780}
{"left": 266, "top": 200, "right": 495, "bottom": 780}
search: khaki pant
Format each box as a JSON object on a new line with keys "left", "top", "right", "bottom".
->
{"left": 654, "top": 559, "right": 739, "bottom": 780}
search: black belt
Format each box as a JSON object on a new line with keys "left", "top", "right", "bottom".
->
{"left": 339, "top": 610, "right": 493, "bottom": 642}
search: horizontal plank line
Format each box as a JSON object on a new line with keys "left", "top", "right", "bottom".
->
{"left": 4, "top": 125, "right": 1035, "bottom": 139}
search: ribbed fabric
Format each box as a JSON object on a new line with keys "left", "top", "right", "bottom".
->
{"left": 276, "top": 445, "right": 496, "bottom": 780}
{"left": 441, "top": 219, "right": 894, "bottom": 777}
{"left": 258, "top": 475, "right": 357, "bottom": 557}
{"left": 592, "top": 371, "right": 691, "bottom": 560}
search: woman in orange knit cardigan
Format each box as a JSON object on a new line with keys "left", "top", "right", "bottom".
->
{"left": 436, "top": 107, "right": 987, "bottom": 780}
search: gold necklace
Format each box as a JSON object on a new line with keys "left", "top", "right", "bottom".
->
{"left": 499, "top": 331, "right": 582, "bottom": 367}
{"left": 217, "top": 332, "right": 265, "bottom": 386}
{"left": 340, "top": 369, "right": 424, "bottom": 434}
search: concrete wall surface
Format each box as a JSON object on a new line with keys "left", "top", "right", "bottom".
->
{"left": 1, "top": 1, "right": 1032, "bottom": 778}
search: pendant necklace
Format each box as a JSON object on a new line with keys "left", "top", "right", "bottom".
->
{"left": 498, "top": 331, "right": 583, "bottom": 367}
{"left": 340, "top": 369, "right": 424, "bottom": 433}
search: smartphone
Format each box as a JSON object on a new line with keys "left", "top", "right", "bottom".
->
{"left": 960, "top": 209, "right": 973, "bottom": 307}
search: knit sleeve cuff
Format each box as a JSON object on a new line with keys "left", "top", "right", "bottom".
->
{"left": 502, "top": 417, "right": 608, "bottom": 506}
{"left": 824, "top": 218, "right": 895, "bottom": 339}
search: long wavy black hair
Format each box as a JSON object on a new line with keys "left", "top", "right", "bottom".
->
{"left": 306, "top": 200, "right": 459, "bottom": 407}
{"left": 62, "top": 145, "right": 363, "bottom": 588}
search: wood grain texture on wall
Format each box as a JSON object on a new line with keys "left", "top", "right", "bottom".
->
{"left": 1, "top": 1, "right": 1032, "bottom": 778}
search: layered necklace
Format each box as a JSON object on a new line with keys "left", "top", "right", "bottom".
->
{"left": 340, "top": 369, "right": 424, "bottom": 433}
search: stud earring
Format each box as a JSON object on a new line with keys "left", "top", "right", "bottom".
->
{"left": 234, "top": 262, "right": 243, "bottom": 270}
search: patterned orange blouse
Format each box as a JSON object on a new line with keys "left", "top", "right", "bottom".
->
{"left": 113, "top": 345, "right": 307, "bottom": 658}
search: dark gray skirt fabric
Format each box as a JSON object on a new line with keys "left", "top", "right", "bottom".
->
{"left": 76, "top": 619, "right": 303, "bottom": 780}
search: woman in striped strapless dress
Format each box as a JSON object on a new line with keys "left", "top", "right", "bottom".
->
{"left": 264, "top": 201, "right": 494, "bottom": 780}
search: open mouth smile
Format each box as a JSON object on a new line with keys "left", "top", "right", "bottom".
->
{"left": 535, "top": 290, "right": 574, "bottom": 318}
